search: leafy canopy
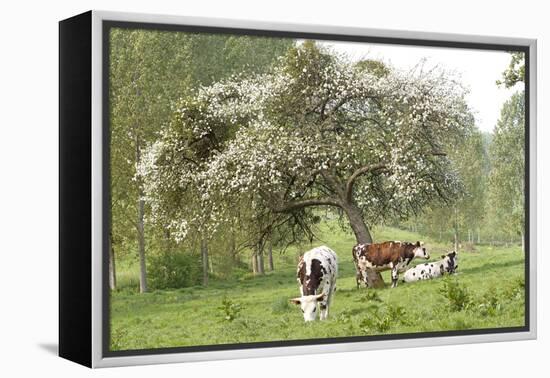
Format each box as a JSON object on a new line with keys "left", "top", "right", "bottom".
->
{"left": 139, "top": 41, "right": 474, "bottom": 241}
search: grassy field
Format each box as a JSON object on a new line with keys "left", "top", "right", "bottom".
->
{"left": 110, "top": 222, "right": 525, "bottom": 351}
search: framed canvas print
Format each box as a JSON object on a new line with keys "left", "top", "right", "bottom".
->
{"left": 59, "top": 10, "right": 537, "bottom": 368}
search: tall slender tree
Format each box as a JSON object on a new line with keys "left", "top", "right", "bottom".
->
{"left": 488, "top": 91, "right": 525, "bottom": 249}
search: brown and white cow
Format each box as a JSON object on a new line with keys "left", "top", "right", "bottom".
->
{"left": 290, "top": 246, "right": 338, "bottom": 321}
{"left": 352, "top": 241, "right": 429, "bottom": 288}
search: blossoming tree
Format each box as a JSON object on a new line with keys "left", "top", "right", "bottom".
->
{"left": 139, "top": 41, "right": 473, "bottom": 287}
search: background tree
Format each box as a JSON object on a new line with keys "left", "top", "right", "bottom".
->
{"left": 496, "top": 52, "right": 525, "bottom": 88}
{"left": 448, "top": 129, "right": 487, "bottom": 251}
{"left": 110, "top": 28, "right": 292, "bottom": 291}
{"left": 487, "top": 91, "right": 525, "bottom": 250}
{"left": 140, "top": 42, "right": 474, "bottom": 288}
{"left": 401, "top": 127, "right": 487, "bottom": 251}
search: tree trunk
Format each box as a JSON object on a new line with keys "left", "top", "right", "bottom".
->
{"left": 135, "top": 132, "right": 148, "bottom": 293}
{"left": 209, "top": 254, "right": 214, "bottom": 275}
{"left": 477, "top": 228, "right": 481, "bottom": 244}
{"left": 201, "top": 238, "right": 209, "bottom": 286}
{"left": 341, "top": 202, "right": 384, "bottom": 288}
{"left": 230, "top": 231, "right": 237, "bottom": 263}
{"left": 251, "top": 252, "right": 258, "bottom": 275}
{"left": 109, "top": 233, "right": 116, "bottom": 291}
{"left": 257, "top": 242, "right": 265, "bottom": 275}
{"left": 137, "top": 198, "right": 148, "bottom": 293}
{"left": 453, "top": 229, "right": 459, "bottom": 253}
{"left": 267, "top": 238, "right": 274, "bottom": 271}
{"left": 453, "top": 207, "right": 459, "bottom": 252}
{"left": 342, "top": 202, "right": 373, "bottom": 244}
{"left": 163, "top": 228, "right": 171, "bottom": 250}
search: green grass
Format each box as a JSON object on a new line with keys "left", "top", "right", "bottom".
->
{"left": 110, "top": 223, "right": 525, "bottom": 351}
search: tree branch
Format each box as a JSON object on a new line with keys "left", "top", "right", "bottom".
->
{"left": 272, "top": 197, "right": 341, "bottom": 213}
{"left": 345, "top": 163, "right": 387, "bottom": 202}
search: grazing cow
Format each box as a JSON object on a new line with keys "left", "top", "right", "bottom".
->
{"left": 352, "top": 241, "right": 429, "bottom": 288}
{"left": 403, "top": 251, "right": 458, "bottom": 283}
{"left": 290, "top": 246, "right": 338, "bottom": 322}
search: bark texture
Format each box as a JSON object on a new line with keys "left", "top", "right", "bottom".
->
{"left": 201, "top": 238, "right": 209, "bottom": 286}
{"left": 267, "top": 238, "right": 274, "bottom": 271}
{"left": 137, "top": 198, "right": 148, "bottom": 293}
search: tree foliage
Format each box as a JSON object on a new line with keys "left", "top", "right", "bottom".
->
{"left": 414, "top": 127, "right": 487, "bottom": 245}
{"left": 109, "top": 28, "right": 293, "bottom": 289}
{"left": 496, "top": 52, "right": 525, "bottom": 89}
{"left": 487, "top": 91, "right": 525, "bottom": 242}
{"left": 139, "top": 41, "right": 474, "bottom": 248}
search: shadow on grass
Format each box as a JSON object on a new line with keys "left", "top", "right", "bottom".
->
{"left": 458, "top": 258, "right": 525, "bottom": 275}
{"left": 337, "top": 307, "right": 366, "bottom": 317}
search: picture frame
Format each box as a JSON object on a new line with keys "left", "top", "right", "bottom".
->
{"left": 59, "top": 10, "right": 537, "bottom": 368}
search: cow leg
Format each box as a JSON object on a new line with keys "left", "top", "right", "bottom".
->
{"left": 362, "top": 269, "right": 370, "bottom": 288}
{"left": 325, "top": 280, "right": 337, "bottom": 318}
{"left": 319, "top": 281, "right": 333, "bottom": 320}
{"left": 356, "top": 270, "right": 363, "bottom": 289}
{"left": 354, "top": 260, "right": 362, "bottom": 289}
{"left": 391, "top": 265, "right": 399, "bottom": 288}
{"left": 319, "top": 302, "right": 328, "bottom": 320}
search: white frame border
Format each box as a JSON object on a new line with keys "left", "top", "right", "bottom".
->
{"left": 90, "top": 10, "right": 537, "bottom": 368}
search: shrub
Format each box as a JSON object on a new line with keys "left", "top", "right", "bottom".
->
{"left": 440, "top": 278, "right": 472, "bottom": 311}
{"left": 147, "top": 251, "right": 202, "bottom": 290}
{"left": 502, "top": 277, "right": 525, "bottom": 301}
{"left": 360, "top": 307, "right": 392, "bottom": 333}
{"left": 477, "top": 287, "right": 502, "bottom": 317}
{"left": 386, "top": 304, "right": 408, "bottom": 322}
{"left": 219, "top": 297, "right": 243, "bottom": 322}
{"left": 360, "top": 304, "right": 408, "bottom": 333}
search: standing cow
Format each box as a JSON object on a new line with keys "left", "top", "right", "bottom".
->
{"left": 402, "top": 251, "right": 458, "bottom": 283}
{"left": 352, "top": 241, "right": 429, "bottom": 288}
{"left": 290, "top": 246, "right": 338, "bottom": 322}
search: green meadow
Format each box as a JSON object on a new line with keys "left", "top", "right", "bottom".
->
{"left": 110, "top": 222, "right": 525, "bottom": 351}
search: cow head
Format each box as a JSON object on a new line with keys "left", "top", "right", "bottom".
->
{"left": 441, "top": 251, "right": 458, "bottom": 274}
{"left": 414, "top": 241, "right": 429, "bottom": 259}
{"left": 290, "top": 292, "right": 326, "bottom": 322}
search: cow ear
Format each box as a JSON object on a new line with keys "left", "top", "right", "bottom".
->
{"left": 290, "top": 298, "right": 301, "bottom": 305}
{"left": 416, "top": 241, "right": 421, "bottom": 247}
{"left": 315, "top": 293, "right": 327, "bottom": 302}
{"left": 441, "top": 254, "right": 446, "bottom": 259}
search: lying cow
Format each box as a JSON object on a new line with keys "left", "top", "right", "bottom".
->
{"left": 352, "top": 241, "right": 429, "bottom": 288}
{"left": 290, "top": 246, "right": 338, "bottom": 322}
{"left": 402, "top": 251, "right": 458, "bottom": 283}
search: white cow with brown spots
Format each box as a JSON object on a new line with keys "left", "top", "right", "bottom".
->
{"left": 290, "top": 246, "right": 338, "bottom": 322}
